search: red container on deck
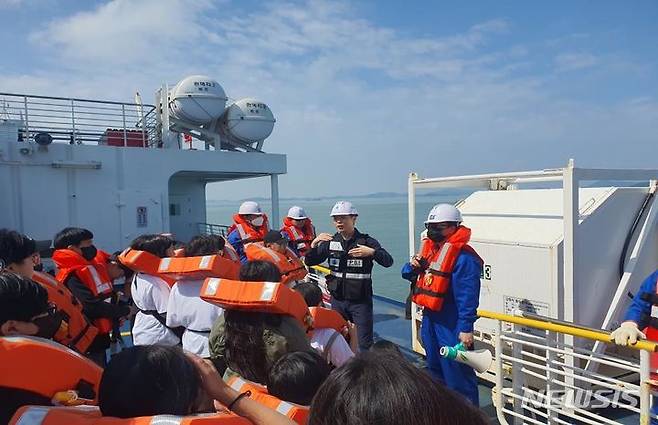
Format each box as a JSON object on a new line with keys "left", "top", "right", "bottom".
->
{"left": 100, "top": 129, "right": 148, "bottom": 147}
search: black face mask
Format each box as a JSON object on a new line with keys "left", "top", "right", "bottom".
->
{"left": 80, "top": 245, "right": 98, "bottom": 261}
{"left": 427, "top": 228, "right": 445, "bottom": 242}
{"left": 32, "top": 310, "right": 67, "bottom": 339}
{"left": 33, "top": 263, "right": 44, "bottom": 272}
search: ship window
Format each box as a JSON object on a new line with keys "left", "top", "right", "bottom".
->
{"left": 170, "top": 203, "right": 181, "bottom": 216}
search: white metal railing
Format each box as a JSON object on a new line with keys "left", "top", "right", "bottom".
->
{"left": 197, "top": 222, "right": 231, "bottom": 237}
{"left": 481, "top": 310, "right": 658, "bottom": 425}
{"left": 0, "top": 92, "right": 160, "bottom": 146}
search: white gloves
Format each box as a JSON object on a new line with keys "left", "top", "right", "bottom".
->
{"left": 610, "top": 321, "right": 646, "bottom": 345}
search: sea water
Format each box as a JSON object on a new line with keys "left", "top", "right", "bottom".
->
{"left": 207, "top": 195, "right": 458, "bottom": 301}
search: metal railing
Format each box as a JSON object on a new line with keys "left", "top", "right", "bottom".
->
{"left": 0, "top": 93, "right": 160, "bottom": 146}
{"left": 479, "top": 309, "right": 658, "bottom": 425}
{"left": 197, "top": 222, "right": 231, "bottom": 237}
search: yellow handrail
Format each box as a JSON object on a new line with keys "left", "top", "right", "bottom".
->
{"left": 478, "top": 309, "right": 658, "bottom": 352}
{"left": 310, "top": 265, "right": 331, "bottom": 275}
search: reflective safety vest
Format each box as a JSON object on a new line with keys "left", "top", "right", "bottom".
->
{"left": 412, "top": 226, "right": 482, "bottom": 312}
{"left": 118, "top": 249, "right": 240, "bottom": 285}
{"left": 308, "top": 306, "right": 347, "bottom": 334}
{"left": 244, "top": 243, "right": 307, "bottom": 286}
{"left": 281, "top": 218, "right": 316, "bottom": 257}
{"left": 201, "top": 278, "right": 311, "bottom": 327}
{"left": 52, "top": 249, "right": 115, "bottom": 334}
{"left": 226, "top": 376, "right": 310, "bottom": 425}
{"left": 9, "top": 406, "right": 252, "bottom": 425}
{"left": 228, "top": 214, "right": 269, "bottom": 244}
{"left": 0, "top": 336, "right": 102, "bottom": 403}
{"left": 31, "top": 271, "right": 99, "bottom": 354}
{"left": 325, "top": 232, "right": 374, "bottom": 301}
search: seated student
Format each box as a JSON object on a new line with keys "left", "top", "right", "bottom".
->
{"left": 267, "top": 351, "right": 330, "bottom": 406}
{"left": 208, "top": 260, "right": 311, "bottom": 381}
{"left": 99, "top": 345, "right": 295, "bottom": 425}
{"left": 259, "top": 230, "right": 307, "bottom": 286}
{"left": 166, "top": 234, "right": 229, "bottom": 357}
{"left": 370, "top": 339, "right": 405, "bottom": 360}
{"left": 52, "top": 227, "right": 130, "bottom": 364}
{"left": 127, "top": 234, "right": 181, "bottom": 346}
{"left": 0, "top": 229, "right": 98, "bottom": 354}
{"left": 294, "top": 282, "right": 357, "bottom": 367}
{"left": 0, "top": 272, "right": 63, "bottom": 423}
{"left": 309, "top": 351, "right": 489, "bottom": 425}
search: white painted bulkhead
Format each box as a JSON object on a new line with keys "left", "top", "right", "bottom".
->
{"left": 0, "top": 138, "right": 285, "bottom": 251}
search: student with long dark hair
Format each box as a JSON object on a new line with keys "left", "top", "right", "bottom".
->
{"left": 309, "top": 351, "right": 489, "bottom": 425}
{"left": 208, "top": 260, "right": 311, "bottom": 381}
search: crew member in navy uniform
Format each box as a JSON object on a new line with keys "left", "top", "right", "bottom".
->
{"left": 305, "top": 201, "right": 393, "bottom": 351}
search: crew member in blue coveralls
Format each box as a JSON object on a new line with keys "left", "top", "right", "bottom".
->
{"left": 401, "top": 203, "right": 483, "bottom": 405}
{"left": 226, "top": 201, "right": 269, "bottom": 264}
{"left": 610, "top": 268, "right": 658, "bottom": 423}
{"left": 305, "top": 201, "right": 393, "bottom": 351}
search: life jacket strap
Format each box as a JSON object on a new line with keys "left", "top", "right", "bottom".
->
{"left": 136, "top": 308, "right": 185, "bottom": 339}
{"left": 412, "top": 286, "right": 446, "bottom": 299}
{"left": 427, "top": 269, "right": 452, "bottom": 278}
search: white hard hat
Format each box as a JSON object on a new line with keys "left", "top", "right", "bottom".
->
{"left": 330, "top": 201, "right": 358, "bottom": 216}
{"left": 287, "top": 206, "right": 307, "bottom": 219}
{"left": 238, "top": 201, "right": 263, "bottom": 215}
{"left": 425, "top": 204, "right": 462, "bottom": 224}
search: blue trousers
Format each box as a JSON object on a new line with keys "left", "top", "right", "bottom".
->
{"left": 421, "top": 312, "right": 479, "bottom": 405}
{"left": 331, "top": 297, "right": 373, "bottom": 351}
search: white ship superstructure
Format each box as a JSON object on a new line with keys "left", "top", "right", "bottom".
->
{"left": 0, "top": 76, "right": 285, "bottom": 249}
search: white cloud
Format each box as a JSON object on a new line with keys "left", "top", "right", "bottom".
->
{"left": 1, "top": 0, "right": 656, "bottom": 199}
{"left": 554, "top": 52, "right": 599, "bottom": 72}
{"left": 29, "top": 0, "right": 216, "bottom": 66}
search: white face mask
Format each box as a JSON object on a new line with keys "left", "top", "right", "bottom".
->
{"left": 251, "top": 216, "right": 264, "bottom": 227}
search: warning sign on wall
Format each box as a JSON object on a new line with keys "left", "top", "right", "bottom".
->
{"left": 137, "top": 207, "right": 148, "bottom": 227}
{"left": 503, "top": 296, "right": 550, "bottom": 336}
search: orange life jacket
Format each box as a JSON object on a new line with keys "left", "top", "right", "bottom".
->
{"left": 244, "top": 243, "right": 307, "bottom": 285}
{"left": 201, "top": 278, "right": 311, "bottom": 327}
{"left": 31, "top": 271, "right": 99, "bottom": 354}
{"left": 308, "top": 306, "right": 348, "bottom": 334}
{"left": 9, "top": 406, "right": 252, "bottom": 425}
{"left": 281, "top": 218, "right": 316, "bottom": 257}
{"left": 52, "top": 249, "right": 115, "bottom": 334}
{"left": 412, "top": 226, "right": 483, "bottom": 312}
{"left": 118, "top": 249, "right": 240, "bottom": 286}
{"left": 226, "top": 376, "right": 310, "bottom": 425}
{"left": 0, "top": 336, "right": 102, "bottom": 404}
{"left": 227, "top": 214, "right": 269, "bottom": 243}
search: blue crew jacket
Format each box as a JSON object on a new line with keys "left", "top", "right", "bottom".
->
{"left": 401, "top": 250, "right": 482, "bottom": 333}
{"left": 624, "top": 269, "right": 658, "bottom": 328}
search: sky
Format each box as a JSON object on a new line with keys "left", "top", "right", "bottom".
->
{"left": 1, "top": 0, "right": 657, "bottom": 200}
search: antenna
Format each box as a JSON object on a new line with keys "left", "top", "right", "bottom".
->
{"left": 134, "top": 91, "right": 144, "bottom": 128}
